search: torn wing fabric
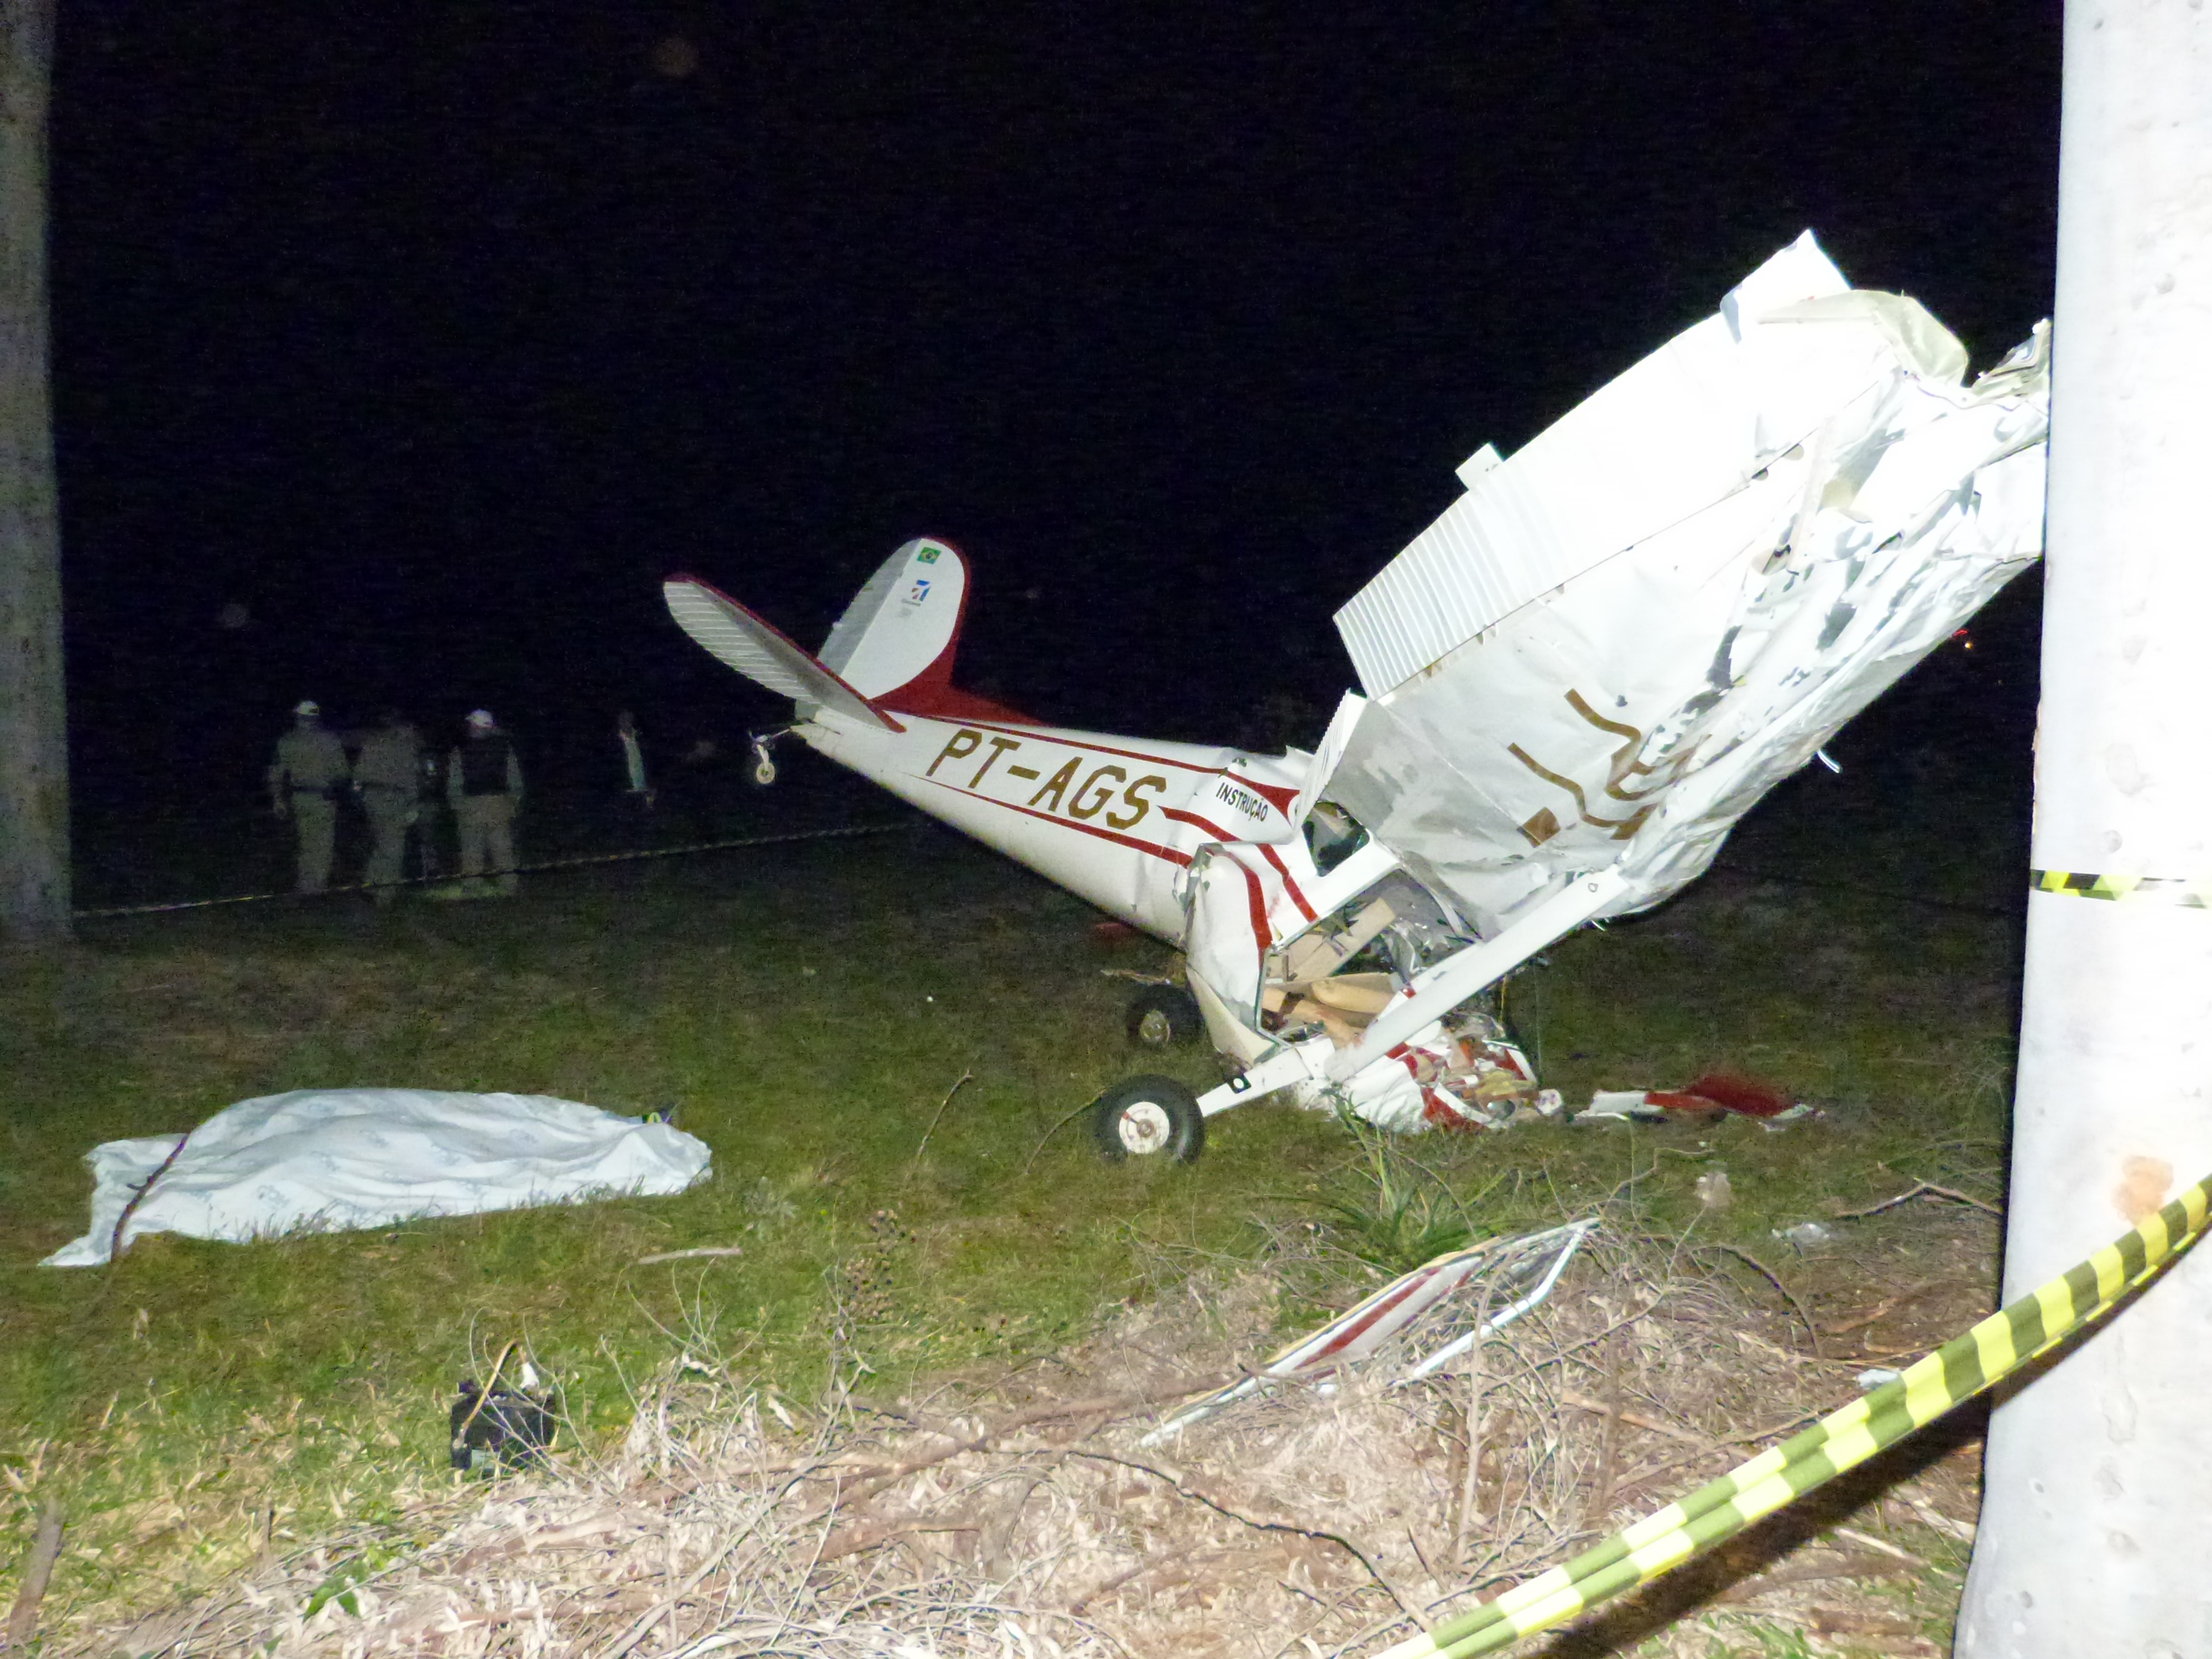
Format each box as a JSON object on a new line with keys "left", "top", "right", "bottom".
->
{"left": 42, "top": 1089, "right": 712, "bottom": 1266}
{"left": 1326, "top": 232, "right": 2051, "bottom": 934}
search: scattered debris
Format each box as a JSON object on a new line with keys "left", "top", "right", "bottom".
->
{"left": 1774, "top": 1222, "right": 1838, "bottom": 1249}
{"left": 1142, "top": 1220, "right": 1597, "bottom": 1444}
{"left": 1578, "top": 1072, "right": 1819, "bottom": 1127}
{"left": 1695, "top": 1170, "right": 1736, "bottom": 1210}
{"left": 448, "top": 1381, "right": 559, "bottom": 1474}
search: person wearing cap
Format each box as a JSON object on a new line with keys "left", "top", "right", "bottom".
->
{"left": 447, "top": 709, "right": 525, "bottom": 897}
{"left": 267, "top": 700, "right": 351, "bottom": 894}
{"left": 354, "top": 708, "right": 424, "bottom": 906}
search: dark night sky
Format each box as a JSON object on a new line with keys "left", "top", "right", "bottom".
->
{"left": 51, "top": 3, "right": 2061, "bottom": 815}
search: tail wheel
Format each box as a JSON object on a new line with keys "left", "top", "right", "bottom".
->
{"left": 1125, "top": 984, "right": 1203, "bottom": 1048}
{"left": 749, "top": 742, "right": 778, "bottom": 786}
{"left": 1092, "top": 1075, "right": 1206, "bottom": 1163}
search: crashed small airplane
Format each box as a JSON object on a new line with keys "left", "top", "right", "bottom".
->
{"left": 666, "top": 233, "right": 2050, "bottom": 1162}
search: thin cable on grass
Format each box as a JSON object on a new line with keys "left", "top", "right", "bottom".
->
{"left": 74, "top": 820, "right": 919, "bottom": 919}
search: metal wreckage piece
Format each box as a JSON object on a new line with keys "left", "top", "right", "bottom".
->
{"left": 1140, "top": 1219, "right": 1599, "bottom": 1445}
{"left": 667, "top": 231, "right": 2051, "bottom": 1161}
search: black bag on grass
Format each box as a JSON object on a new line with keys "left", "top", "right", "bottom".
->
{"left": 448, "top": 1377, "right": 557, "bottom": 1472}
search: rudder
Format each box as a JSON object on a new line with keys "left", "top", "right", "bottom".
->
{"left": 820, "top": 538, "right": 968, "bottom": 702}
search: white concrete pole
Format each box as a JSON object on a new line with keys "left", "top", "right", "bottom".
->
{"left": 1954, "top": 4, "right": 2212, "bottom": 1655}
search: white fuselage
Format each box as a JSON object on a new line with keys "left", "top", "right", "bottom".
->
{"left": 800, "top": 707, "right": 1317, "bottom": 946}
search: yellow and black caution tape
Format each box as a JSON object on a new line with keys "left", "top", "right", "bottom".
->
{"left": 2031, "top": 868, "right": 2212, "bottom": 907}
{"left": 1370, "top": 1173, "right": 2212, "bottom": 1659}
{"left": 74, "top": 821, "right": 916, "bottom": 919}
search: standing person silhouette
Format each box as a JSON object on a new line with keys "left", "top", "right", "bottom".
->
{"left": 266, "top": 700, "right": 349, "bottom": 894}
{"left": 354, "top": 709, "right": 422, "bottom": 906}
{"left": 447, "top": 709, "right": 524, "bottom": 897}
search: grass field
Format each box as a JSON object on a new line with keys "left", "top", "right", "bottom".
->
{"left": 1, "top": 753, "right": 2027, "bottom": 1649}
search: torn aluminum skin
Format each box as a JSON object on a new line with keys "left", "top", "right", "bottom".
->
{"left": 1323, "top": 231, "right": 2048, "bottom": 940}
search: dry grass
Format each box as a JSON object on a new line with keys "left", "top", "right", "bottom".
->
{"left": 41, "top": 1201, "right": 1990, "bottom": 1659}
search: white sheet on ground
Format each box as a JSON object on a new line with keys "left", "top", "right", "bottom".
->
{"left": 41, "top": 1089, "right": 712, "bottom": 1266}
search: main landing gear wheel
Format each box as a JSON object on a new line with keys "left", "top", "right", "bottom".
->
{"left": 1092, "top": 1075, "right": 1206, "bottom": 1163}
{"left": 1125, "top": 984, "right": 1203, "bottom": 1049}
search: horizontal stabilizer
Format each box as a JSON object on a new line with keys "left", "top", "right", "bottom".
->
{"left": 663, "top": 576, "right": 898, "bottom": 729}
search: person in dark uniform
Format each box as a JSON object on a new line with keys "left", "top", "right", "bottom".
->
{"left": 447, "top": 709, "right": 524, "bottom": 896}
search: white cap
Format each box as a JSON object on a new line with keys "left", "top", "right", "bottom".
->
{"left": 294, "top": 700, "right": 320, "bottom": 718}
{"left": 466, "top": 708, "right": 496, "bottom": 729}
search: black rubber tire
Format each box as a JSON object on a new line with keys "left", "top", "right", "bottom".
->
{"left": 1124, "top": 984, "right": 1204, "bottom": 1048}
{"left": 1091, "top": 1074, "right": 1207, "bottom": 1163}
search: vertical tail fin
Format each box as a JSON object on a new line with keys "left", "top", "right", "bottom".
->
{"left": 820, "top": 538, "right": 968, "bottom": 701}
{"left": 823, "top": 538, "right": 1036, "bottom": 723}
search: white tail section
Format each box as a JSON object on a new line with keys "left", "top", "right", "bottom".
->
{"left": 819, "top": 538, "right": 968, "bottom": 700}
{"left": 662, "top": 577, "right": 896, "bottom": 729}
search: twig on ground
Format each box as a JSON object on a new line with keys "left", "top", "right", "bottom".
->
{"left": 596, "top": 1480, "right": 799, "bottom": 1659}
{"left": 3, "top": 1498, "right": 63, "bottom": 1650}
{"left": 636, "top": 1245, "right": 747, "bottom": 1266}
{"left": 1558, "top": 1391, "right": 1709, "bottom": 1449}
{"left": 1022, "top": 1098, "right": 1098, "bottom": 1173}
{"left": 1705, "top": 1241, "right": 1822, "bottom": 1357}
{"left": 910, "top": 1067, "right": 975, "bottom": 1167}
{"left": 1062, "top": 1447, "right": 1431, "bottom": 1634}
{"left": 1715, "top": 1551, "right": 1918, "bottom": 1601}
{"left": 1581, "top": 1332, "right": 1626, "bottom": 1528}
{"left": 1835, "top": 1180, "right": 2003, "bottom": 1219}
{"left": 105, "top": 1135, "right": 190, "bottom": 1264}
{"left": 1830, "top": 1524, "right": 1925, "bottom": 1566}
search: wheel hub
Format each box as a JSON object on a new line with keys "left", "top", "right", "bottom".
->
{"left": 1136, "top": 1009, "right": 1173, "bottom": 1046}
{"left": 1114, "top": 1099, "right": 1173, "bottom": 1154}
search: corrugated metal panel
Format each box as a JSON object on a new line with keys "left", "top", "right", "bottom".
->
{"left": 1337, "top": 316, "right": 1772, "bottom": 697}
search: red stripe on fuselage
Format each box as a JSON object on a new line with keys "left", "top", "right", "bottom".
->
{"left": 1159, "top": 810, "right": 1314, "bottom": 923}
{"left": 1255, "top": 842, "right": 1315, "bottom": 920}
{"left": 1162, "top": 806, "right": 1248, "bottom": 843}
{"left": 1220, "top": 849, "right": 1274, "bottom": 956}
